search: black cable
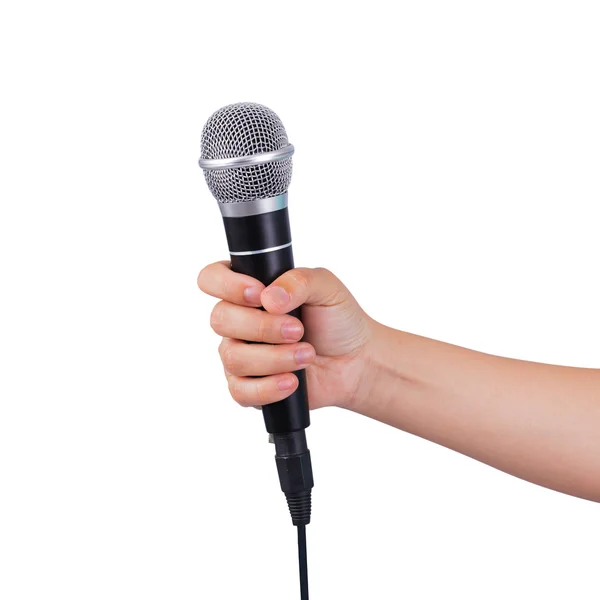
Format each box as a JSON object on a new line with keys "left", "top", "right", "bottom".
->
{"left": 297, "top": 524, "right": 309, "bottom": 600}
{"left": 272, "top": 431, "right": 312, "bottom": 599}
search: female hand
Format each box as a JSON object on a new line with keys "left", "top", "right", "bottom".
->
{"left": 198, "top": 262, "right": 373, "bottom": 410}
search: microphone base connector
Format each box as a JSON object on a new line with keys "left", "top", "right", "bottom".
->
{"left": 272, "top": 430, "right": 314, "bottom": 526}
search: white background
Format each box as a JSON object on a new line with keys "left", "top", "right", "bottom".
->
{"left": 1, "top": 1, "right": 599, "bottom": 598}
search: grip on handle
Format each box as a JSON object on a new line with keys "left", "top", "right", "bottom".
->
{"left": 226, "top": 208, "right": 310, "bottom": 435}
{"left": 225, "top": 208, "right": 314, "bottom": 527}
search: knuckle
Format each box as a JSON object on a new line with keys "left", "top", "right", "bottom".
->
{"left": 221, "top": 345, "right": 240, "bottom": 374}
{"left": 288, "top": 269, "right": 310, "bottom": 290}
{"left": 197, "top": 266, "right": 209, "bottom": 291}
{"left": 255, "top": 316, "right": 272, "bottom": 343}
{"left": 253, "top": 379, "right": 269, "bottom": 405}
{"left": 209, "top": 302, "right": 225, "bottom": 332}
{"left": 228, "top": 379, "right": 247, "bottom": 406}
{"left": 221, "top": 280, "right": 230, "bottom": 297}
{"left": 314, "top": 267, "right": 345, "bottom": 304}
{"left": 313, "top": 266, "right": 333, "bottom": 278}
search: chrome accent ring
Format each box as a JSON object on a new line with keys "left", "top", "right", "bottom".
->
{"left": 219, "top": 193, "right": 288, "bottom": 218}
{"left": 198, "top": 144, "right": 294, "bottom": 170}
{"left": 229, "top": 241, "right": 292, "bottom": 257}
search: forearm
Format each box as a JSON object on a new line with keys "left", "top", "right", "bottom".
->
{"left": 353, "top": 321, "right": 600, "bottom": 502}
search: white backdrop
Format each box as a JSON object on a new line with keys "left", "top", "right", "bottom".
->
{"left": 1, "top": 1, "right": 599, "bottom": 598}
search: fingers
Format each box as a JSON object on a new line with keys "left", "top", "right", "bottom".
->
{"left": 198, "top": 263, "right": 350, "bottom": 315}
{"left": 226, "top": 372, "right": 299, "bottom": 407}
{"left": 210, "top": 301, "right": 304, "bottom": 344}
{"left": 260, "top": 267, "right": 349, "bottom": 314}
{"left": 219, "top": 337, "right": 315, "bottom": 377}
{"left": 197, "top": 261, "right": 265, "bottom": 307}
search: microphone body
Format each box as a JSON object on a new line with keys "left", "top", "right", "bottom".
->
{"left": 199, "top": 103, "right": 314, "bottom": 526}
{"left": 223, "top": 202, "right": 309, "bottom": 434}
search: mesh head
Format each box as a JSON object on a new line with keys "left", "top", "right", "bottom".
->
{"left": 200, "top": 102, "right": 293, "bottom": 203}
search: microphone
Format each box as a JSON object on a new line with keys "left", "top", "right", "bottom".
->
{"left": 198, "top": 102, "right": 314, "bottom": 529}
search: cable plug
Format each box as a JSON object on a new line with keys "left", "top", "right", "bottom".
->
{"left": 271, "top": 430, "right": 314, "bottom": 526}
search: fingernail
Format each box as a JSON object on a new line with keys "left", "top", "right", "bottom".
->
{"left": 265, "top": 286, "right": 290, "bottom": 309}
{"left": 243, "top": 286, "right": 263, "bottom": 305}
{"left": 278, "top": 377, "right": 296, "bottom": 391}
{"left": 295, "top": 346, "right": 314, "bottom": 365}
{"left": 282, "top": 323, "right": 303, "bottom": 340}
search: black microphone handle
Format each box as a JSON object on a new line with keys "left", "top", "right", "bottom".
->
{"left": 223, "top": 207, "right": 311, "bottom": 435}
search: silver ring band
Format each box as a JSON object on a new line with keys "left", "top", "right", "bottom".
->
{"left": 198, "top": 144, "right": 294, "bottom": 170}
{"left": 229, "top": 241, "right": 292, "bottom": 257}
{"left": 219, "top": 193, "right": 288, "bottom": 218}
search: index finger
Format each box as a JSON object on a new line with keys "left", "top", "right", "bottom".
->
{"left": 197, "top": 261, "right": 265, "bottom": 307}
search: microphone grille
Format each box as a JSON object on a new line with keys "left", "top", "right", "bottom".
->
{"left": 200, "top": 102, "right": 293, "bottom": 203}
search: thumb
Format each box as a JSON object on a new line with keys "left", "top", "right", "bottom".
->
{"left": 260, "top": 267, "right": 350, "bottom": 314}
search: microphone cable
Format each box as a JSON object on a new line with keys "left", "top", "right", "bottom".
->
{"left": 272, "top": 431, "right": 313, "bottom": 599}
{"left": 297, "top": 524, "right": 309, "bottom": 600}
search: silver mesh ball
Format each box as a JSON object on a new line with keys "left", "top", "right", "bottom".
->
{"left": 200, "top": 102, "right": 293, "bottom": 203}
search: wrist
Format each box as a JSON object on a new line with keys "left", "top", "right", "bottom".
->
{"left": 348, "top": 320, "right": 419, "bottom": 416}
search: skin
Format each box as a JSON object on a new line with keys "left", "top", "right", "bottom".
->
{"left": 198, "top": 262, "right": 600, "bottom": 503}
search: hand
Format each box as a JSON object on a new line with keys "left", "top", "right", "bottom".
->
{"left": 198, "top": 262, "right": 373, "bottom": 410}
